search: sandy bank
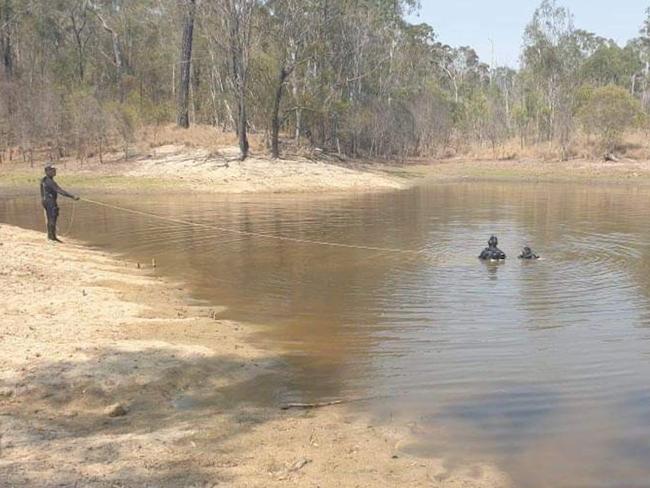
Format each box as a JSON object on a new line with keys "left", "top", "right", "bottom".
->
{"left": 4, "top": 145, "right": 650, "bottom": 199}
{"left": 0, "top": 225, "right": 509, "bottom": 487}
{"left": 0, "top": 145, "right": 407, "bottom": 194}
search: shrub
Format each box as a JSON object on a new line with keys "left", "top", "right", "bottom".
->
{"left": 578, "top": 85, "right": 642, "bottom": 153}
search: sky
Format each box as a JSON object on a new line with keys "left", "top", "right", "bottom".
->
{"left": 408, "top": 0, "right": 649, "bottom": 67}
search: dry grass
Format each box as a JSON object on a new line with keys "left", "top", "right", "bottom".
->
{"left": 452, "top": 130, "right": 650, "bottom": 162}
{"left": 3, "top": 123, "right": 650, "bottom": 171}
{"left": 0, "top": 124, "right": 269, "bottom": 168}
{"left": 136, "top": 125, "right": 650, "bottom": 165}
{"left": 140, "top": 124, "right": 267, "bottom": 153}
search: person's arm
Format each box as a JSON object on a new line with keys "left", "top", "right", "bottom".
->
{"left": 50, "top": 179, "right": 79, "bottom": 200}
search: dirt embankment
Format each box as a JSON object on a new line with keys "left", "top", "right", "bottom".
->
{"left": 0, "top": 225, "right": 509, "bottom": 487}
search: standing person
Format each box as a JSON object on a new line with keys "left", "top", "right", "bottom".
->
{"left": 40, "top": 165, "right": 79, "bottom": 242}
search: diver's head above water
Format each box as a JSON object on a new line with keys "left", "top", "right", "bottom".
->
{"left": 519, "top": 246, "right": 540, "bottom": 260}
{"left": 479, "top": 235, "right": 506, "bottom": 261}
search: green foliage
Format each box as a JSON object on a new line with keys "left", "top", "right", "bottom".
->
{"left": 580, "top": 43, "right": 642, "bottom": 89}
{"left": 1, "top": 0, "right": 650, "bottom": 161}
{"left": 107, "top": 100, "right": 141, "bottom": 158}
{"left": 578, "top": 85, "right": 642, "bottom": 151}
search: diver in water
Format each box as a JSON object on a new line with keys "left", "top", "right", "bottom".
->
{"left": 518, "top": 246, "right": 539, "bottom": 260}
{"left": 40, "top": 165, "right": 79, "bottom": 242}
{"left": 479, "top": 235, "right": 506, "bottom": 261}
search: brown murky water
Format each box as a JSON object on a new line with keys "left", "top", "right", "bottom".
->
{"left": 3, "top": 181, "right": 650, "bottom": 487}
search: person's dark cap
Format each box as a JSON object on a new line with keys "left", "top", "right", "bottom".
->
{"left": 44, "top": 164, "right": 56, "bottom": 172}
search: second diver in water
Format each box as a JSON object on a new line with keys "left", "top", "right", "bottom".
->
{"left": 479, "top": 235, "right": 506, "bottom": 261}
{"left": 518, "top": 246, "right": 540, "bottom": 260}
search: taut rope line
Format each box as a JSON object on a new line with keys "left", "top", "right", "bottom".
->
{"left": 79, "top": 197, "right": 428, "bottom": 257}
{"left": 62, "top": 199, "right": 77, "bottom": 237}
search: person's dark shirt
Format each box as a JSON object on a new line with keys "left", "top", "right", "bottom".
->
{"left": 40, "top": 176, "right": 74, "bottom": 206}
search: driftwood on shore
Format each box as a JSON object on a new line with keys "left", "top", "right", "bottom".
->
{"left": 281, "top": 395, "right": 384, "bottom": 410}
{"left": 281, "top": 400, "right": 345, "bottom": 410}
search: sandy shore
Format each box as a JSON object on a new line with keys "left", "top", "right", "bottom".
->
{"left": 4, "top": 145, "right": 650, "bottom": 198}
{"left": 0, "top": 225, "right": 509, "bottom": 487}
{"left": 0, "top": 145, "right": 407, "bottom": 194}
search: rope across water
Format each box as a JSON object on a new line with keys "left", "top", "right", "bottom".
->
{"left": 79, "top": 197, "right": 430, "bottom": 257}
{"left": 61, "top": 198, "right": 77, "bottom": 238}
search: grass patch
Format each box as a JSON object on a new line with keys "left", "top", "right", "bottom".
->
{"left": 0, "top": 172, "right": 197, "bottom": 192}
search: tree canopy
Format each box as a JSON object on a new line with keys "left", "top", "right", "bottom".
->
{"left": 0, "top": 0, "right": 648, "bottom": 163}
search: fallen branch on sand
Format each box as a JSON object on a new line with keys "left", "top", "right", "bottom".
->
{"left": 281, "top": 396, "right": 382, "bottom": 410}
{"left": 281, "top": 400, "right": 344, "bottom": 410}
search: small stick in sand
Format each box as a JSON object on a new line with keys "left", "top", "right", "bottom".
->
{"left": 281, "top": 400, "right": 344, "bottom": 410}
{"left": 280, "top": 395, "right": 381, "bottom": 410}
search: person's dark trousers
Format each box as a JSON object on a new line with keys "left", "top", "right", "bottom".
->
{"left": 43, "top": 202, "right": 59, "bottom": 240}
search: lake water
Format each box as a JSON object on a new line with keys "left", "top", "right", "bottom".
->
{"left": 3, "top": 180, "right": 650, "bottom": 487}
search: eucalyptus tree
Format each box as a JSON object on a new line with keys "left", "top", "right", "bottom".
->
{"left": 580, "top": 41, "right": 641, "bottom": 91}
{"left": 521, "top": 0, "right": 585, "bottom": 156}
{"left": 177, "top": 0, "right": 196, "bottom": 128}
{"left": 68, "top": 0, "right": 93, "bottom": 82}
{"left": 221, "top": 0, "right": 256, "bottom": 160}
{"left": 92, "top": 1, "right": 127, "bottom": 99}
{"left": 635, "top": 8, "right": 650, "bottom": 108}
{"left": 1, "top": 0, "right": 14, "bottom": 78}
{"left": 265, "top": 0, "right": 315, "bottom": 158}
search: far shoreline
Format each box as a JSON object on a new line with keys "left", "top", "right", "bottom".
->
{"left": 3, "top": 146, "right": 650, "bottom": 194}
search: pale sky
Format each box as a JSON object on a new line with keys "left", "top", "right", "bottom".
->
{"left": 408, "top": 0, "right": 649, "bottom": 67}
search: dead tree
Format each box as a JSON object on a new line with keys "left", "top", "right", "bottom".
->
{"left": 94, "top": 9, "right": 125, "bottom": 101}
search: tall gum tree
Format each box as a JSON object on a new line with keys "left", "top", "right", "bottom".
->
{"left": 177, "top": 0, "right": 196, "bottom": 128}
{"left": 1, "top": 0, "right": 14, "bottom": 78}
{"left": 266, "top": 0, "right": 313, "bottom": 159}
{"left": 211, "top": 0, "right": 255, "bottom": 160}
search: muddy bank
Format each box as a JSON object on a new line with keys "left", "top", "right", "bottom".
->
{"left": 0, "top": 225, "right": 508, "bottom": 487}
{"left": 0, "top": 145, "right": 407, "bottom": 194}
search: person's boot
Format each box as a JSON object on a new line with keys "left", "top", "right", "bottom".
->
{"left": 47, "top": 224, "right": 62, "bottom": 242}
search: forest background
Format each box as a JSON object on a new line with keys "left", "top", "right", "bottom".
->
{"left": 1, "top": 0, "right": 649, "bottom": 165}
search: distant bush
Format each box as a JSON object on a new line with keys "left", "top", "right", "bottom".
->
{"left": 108, "top": 102, "right": 141, "bottom": 160}
{"left": 578, "top": 85, "right": 643, "bottom": 153}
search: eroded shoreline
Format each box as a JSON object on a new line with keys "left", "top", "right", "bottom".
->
{"left": 0, "top": 225, "right": 509, "bottom": 487}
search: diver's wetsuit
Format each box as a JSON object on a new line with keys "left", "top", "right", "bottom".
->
{"left": 479, "top": 246, "right": 506, "bottom": 260}
{"left": 519, "top": 247, "right": 539, "bottom": 259}
{"left": 479, "top": 236, "right": 506, "bottom": 261}
{"left": 40, "top": 176, "right": 75, "bottom": 241}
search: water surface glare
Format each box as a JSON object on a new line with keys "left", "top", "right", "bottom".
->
{"left": 3, "top": 181, "right": 650, "bottom": 487}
